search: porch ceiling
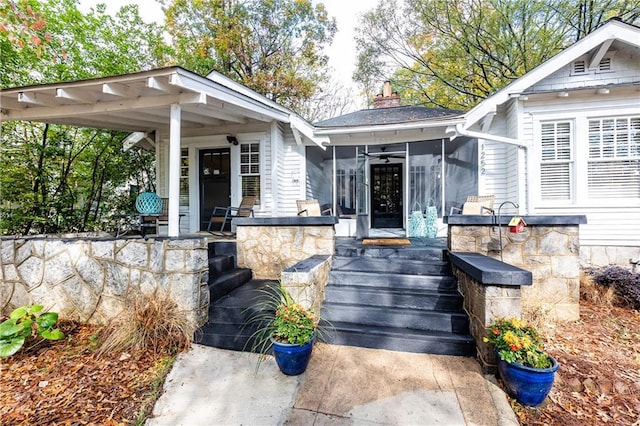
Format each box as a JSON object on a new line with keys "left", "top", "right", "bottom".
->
{"left": 0, "top": 67, "right": 288, "bottom": 137}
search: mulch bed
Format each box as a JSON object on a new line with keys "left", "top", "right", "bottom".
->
{"left": 513, "top": 302, "right": 640, "bottom": 425}
{"left": 0, "top": 322, "right": 174, "bottom": 425}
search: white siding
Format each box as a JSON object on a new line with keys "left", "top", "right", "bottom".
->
{"left": 529, "top": 43, "right": 640, "bottom": 92}
{"left": 276, "top": 128, "right": 306, "bottom": 216}
{"left": 536, "top": 205, "right": 640, "bottom": 246}
{"left": 523, "top": 93, "right": 640, "bottom": 246}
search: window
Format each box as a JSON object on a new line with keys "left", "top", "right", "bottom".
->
{"left": 540, "top": 121, "right": 573, "bottom": 200}
{"left": 180, "top": 148, "right": 189, "bottom": 206}
{"left": 240, "top": 143, "right": 260, "bottom": 204}
{"left": 587, "top": 117, "right": 640, "bottom": 199}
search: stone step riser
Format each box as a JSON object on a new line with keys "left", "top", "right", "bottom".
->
{"left": 328, "top": 271, "right": 457, "bottom": 291}
{"left": 334, "top": 247, "right": 447, "bottom": 261}
{"left": 332, "top": 257, "right": 451, "bottom": 276}
{"left": 208, "top": 255, "right": 235, "bottom": 279}
{"left": 324, "top": 288, "right": 462, "bottom": 311}
{"left": 323, "top": 330, "right": 475, "bottom": 356}
{"left": 322, "top": 303, "right": 469, "bottom": 334}
{"left": 209, "top": 269, "right": 253, "bottom": 301}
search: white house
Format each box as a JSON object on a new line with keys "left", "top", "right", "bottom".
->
{"left": 1, "top": 19, "right": 638, "bottom": 266}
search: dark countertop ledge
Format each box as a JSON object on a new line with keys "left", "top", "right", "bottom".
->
{"left": 234, "top": 216, "right": 339, "bottom": 226}
{"left": 449, "top": 252, "right": 533, "bottom": 286}
{"left": 444, "top": 214, "right": 586, "bottom": 226}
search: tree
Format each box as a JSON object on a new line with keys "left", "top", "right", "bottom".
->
{"left": 354, "top": 0, "right": 640, "bottom": 110}
{"left": 0, "top": 0, "right": 51, "bottom": 56}
{"left": 0, "top": 0, "right": 166, "bottom": 235}
{"left": 161, "top": 0, "right": 337, "bottom": 112}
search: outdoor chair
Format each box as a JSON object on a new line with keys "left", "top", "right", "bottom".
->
{"left": 296, "top": 199, "right": 332, "bottom": 217}
{"left": 139, "top": 197, "right": 170, "bottom": 236}
{"left": 207, "top": 196, "right": 256, "bottom": 232}
{"left": 449, "top": 195, "right": 495, "bottom": 216}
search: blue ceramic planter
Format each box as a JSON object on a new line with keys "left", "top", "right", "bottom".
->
{"left": 270, "top": 337, "right": 313, "bottom": 376}
{"left": 498, "top": 354, "right": 559, "bottom": 407}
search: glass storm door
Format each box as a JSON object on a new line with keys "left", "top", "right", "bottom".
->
{"left": 370, "top": 163, "right": 403, "bottom": 228}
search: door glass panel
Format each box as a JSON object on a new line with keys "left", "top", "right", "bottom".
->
{"left": 371, "top": 164, "right": 403, "bottom": 228}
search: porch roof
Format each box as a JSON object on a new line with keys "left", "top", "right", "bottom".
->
{"left": 314, "top": 105, "right": 462, "bottom": 128}
{"left": 0, "top": 66, "right": 324, "bottom": 143}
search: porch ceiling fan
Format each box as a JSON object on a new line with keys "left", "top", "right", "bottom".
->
{"left": 362, "top": 151, "right": 405, "bottom": 163}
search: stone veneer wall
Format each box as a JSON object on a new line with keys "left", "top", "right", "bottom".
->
{"left": 447, "top": 217, "right": 585, "bottom": 322}
{"left": 452, "top": 268, "right": 522, "bottom": 369}
{"left": 235, "top": 217, "right": 337, "bottom": 279}
{"left": 0, "top": 234, "right": 210, "bottom": 326}
{"left": 280, "top": 255, "right": 332, "bottom": 317}
{"left": 580, "top": 245, "right": 640, "bottom": 269}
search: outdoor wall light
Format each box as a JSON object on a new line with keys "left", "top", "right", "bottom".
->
{"left": 227, "top": 135, "right": 239, "bottom": 145}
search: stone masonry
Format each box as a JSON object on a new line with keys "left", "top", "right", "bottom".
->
{"left": 0, "top": 235, "right": 210, "bottom": 326}
{"left": 236, "top": 225, "right": 335, "bottom": 279}
{"left": 449, "top": 224, "right": 581, "bottom": 322}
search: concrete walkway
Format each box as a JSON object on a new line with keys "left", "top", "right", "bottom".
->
{"left": 147, "top": 343, "right": 519, "bottom": 426}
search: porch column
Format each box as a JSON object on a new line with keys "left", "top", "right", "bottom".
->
{"left": 168, "top": 104, "right": 181, "bottom": 237}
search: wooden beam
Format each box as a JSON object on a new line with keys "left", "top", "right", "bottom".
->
{"left": 18, "top": 92, "right": 58, "bottom": 107}
{"left": 102, "top": 82, "right": 140, "bottom": 98}
{"left": 147, "top": 76, "right": 177, "bottom": 94}
{"left": 589, "top": 39, "right": 614, "bottom": 69}
{"left": 6, "top": 93, "right": 196, "bottom": 121}
{"left": 56, "top": 88, "right": 97, "bottom": 103}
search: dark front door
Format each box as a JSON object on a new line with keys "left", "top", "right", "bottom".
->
{"left": 200, "top": 148, "right": 231, "bottom": 231}
{"left": 371, "top": 163, "right": 403, "bottom": 228}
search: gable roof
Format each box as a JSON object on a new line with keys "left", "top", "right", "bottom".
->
{"left": 463, "top": 19, "right": 640, "bottom": 130}
{"left": 314, "top": 105, "right": 462, "bottom": 128}
{"left": 0, "top": 66, "right": 327, "bottom": 146}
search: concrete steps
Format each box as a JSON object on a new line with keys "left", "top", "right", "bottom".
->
{"left": 322, "top": 239, "right": 475, "bottom": 356}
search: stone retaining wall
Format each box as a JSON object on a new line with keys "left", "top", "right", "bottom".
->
{"left": 280, "top": 255, "right": 332, "bottom": 317}
{"left": 0, "top": 235, "right": 209, "bottom": 326}
{"left": 235, "top": 217, "right": 337, "bottom": 279}
{"left": 446, "top": 216, "right": 585, "bottom": 322}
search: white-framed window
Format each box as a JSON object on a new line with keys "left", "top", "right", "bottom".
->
{"left": 240, "top": 142, "right": 260, "bottom": 204}
{"left": 180, "top": 148, "right": 189, "bottom": 206}
{"left": 540, "top": 121, "right": 573, "bottom": 201}
{"left": 587, "top": 116, "right": 640, "bottom": 199}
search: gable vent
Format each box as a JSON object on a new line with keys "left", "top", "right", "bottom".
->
{"left": 598, "top": 57, "right": 612, "bottom": 72}
{"left": 572, "top": 60, "right": 587, "bottom": 74}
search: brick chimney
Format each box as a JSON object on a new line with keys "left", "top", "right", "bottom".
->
{"left": 373, "top": 81, "right": 401, "bottom": 108}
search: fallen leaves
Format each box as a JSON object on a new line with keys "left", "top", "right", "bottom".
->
{"left": 513, "top": 302, "right": 640, "bottom": 425}
{"left": 0, "top": 322, "right": 175, "bottom": 425}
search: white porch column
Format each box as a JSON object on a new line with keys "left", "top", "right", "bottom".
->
{"left": 168, "top": 104, "right": 181, "bottom": 236}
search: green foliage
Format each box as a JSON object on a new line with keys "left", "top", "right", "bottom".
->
{"left": 0, "top": 304, "right": 64, "bottom": 357}
{"left": 161, "top": 0, "right": 336, "bottom": 112}
{"left": 244, "top": 283, "right": 324, "bottom": 370}
{"left": 0, "top": 0, "right": 162, "bottom": 235}
{"left": 484, "top": 317, "right": 552, "bottom": 369}
{"left": 355, "top": 0, "right": 640, "bottom": 110}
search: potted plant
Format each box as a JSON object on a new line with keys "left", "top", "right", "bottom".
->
{"left": 245, "top": 283, "right": 318, "bottom": 376}
{"left": 484, "top": 317, "right": 559, "bottom": 407}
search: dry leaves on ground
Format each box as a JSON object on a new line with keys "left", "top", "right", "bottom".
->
{"left": 514, "top": 302, "right": 640, "bottom": 425}
{"left": 0, "top": 322, "right": 173, "bottom": 425}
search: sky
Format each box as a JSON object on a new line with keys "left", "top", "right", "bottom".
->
{"left": 76, "top": 0, "right": 380, "bottom": 91}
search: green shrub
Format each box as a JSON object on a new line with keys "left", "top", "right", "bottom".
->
{"left": 0, "top": 305, "right": 65, "bottom": 357}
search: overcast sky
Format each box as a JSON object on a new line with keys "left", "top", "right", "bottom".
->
{"left": 76, "top": 0, "right": 379, "bottom": 91}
